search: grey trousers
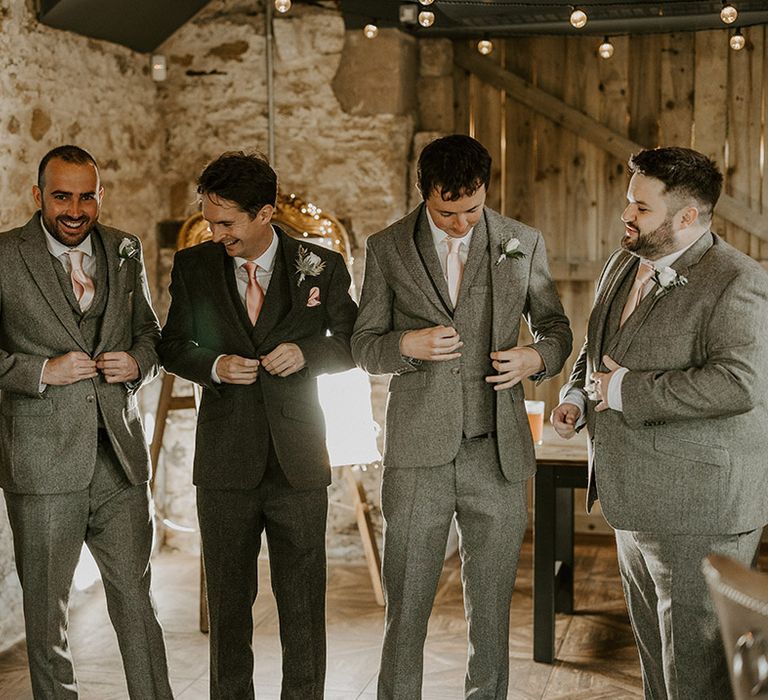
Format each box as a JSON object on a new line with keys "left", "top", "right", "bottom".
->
{"left": 615, "top": 527, "right": 763, "bottom": 700}
{"left": 377, "top": 434, "right": 528, "bottom": 700}
{"left": 4, "top": 431, "right": 172, "bottom": 700}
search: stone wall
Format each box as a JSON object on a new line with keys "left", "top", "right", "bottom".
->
{"left": 0, "top": 0, "right": 168, "bottom": 650}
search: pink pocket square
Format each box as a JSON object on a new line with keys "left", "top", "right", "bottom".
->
{"left": 306, "top": 286, "right": 321, "bottom": 307}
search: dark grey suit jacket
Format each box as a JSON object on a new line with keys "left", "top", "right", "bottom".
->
{"left": 0, "top": 214, "right": 160, "bottom": 494}
{"left": 158, "top": 230, "right": 357, "bottom": 490}
{"left": 351, "top": 205, "right": 572, "bottom": 482}
{"left": 563, "top": 232, "right": 768, "bottom": 534}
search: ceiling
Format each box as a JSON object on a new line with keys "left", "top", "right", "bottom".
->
{"left": 36, "top": 0, "right": 768, "bottom": 53}
{"left": 340, "top": 1, "right": 768, "bottom": 37}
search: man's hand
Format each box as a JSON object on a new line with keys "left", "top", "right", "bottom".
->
{"left": 399, "top": 326, "right": 463, "bottom": 362}
{"left": 485, "top": 346, "right": 544, "bottom": 391}
{"left": 216, "top": 355, "right": 260, "bottom": 384}
{"left": 551, "top": 402, "right": 581, "bottom": 439}
{"left": 43, "top": 351, "right": 98, "bottom": 386}
{"left": 95, "top": 352, "right": 140, "bottom": 384}
{"left": 589, "top": 354, "right": 622, "bottom": 412}
{"left": 261, "top": 343, "right": 306, "bottom": 378}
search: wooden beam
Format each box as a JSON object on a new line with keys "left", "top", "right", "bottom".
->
{"left": 454, "top": 44, "right": 768, "bottom": 243}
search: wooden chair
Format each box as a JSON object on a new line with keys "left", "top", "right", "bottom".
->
{"left": 150, "top": 194, "right": 383, "bottom": 632}
{"left": 703, "top": 553, "right": 768, "bottom": 699}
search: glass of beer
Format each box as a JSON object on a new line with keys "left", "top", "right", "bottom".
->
{"left": 525, "top": 400, "right": 545, "bottom": 445}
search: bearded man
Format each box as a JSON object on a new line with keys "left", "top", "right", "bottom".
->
{"left": 0, "top": 145, "right": 172, "bottom": 699}
{"left": 552, "top": 146, "right": 768, "bottom": 700}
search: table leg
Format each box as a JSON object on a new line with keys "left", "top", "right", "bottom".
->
{"left": 533, "top": 465, "right": 556, "bottom": 663}
{"left": 555, "top": 486, "right": 574, "bottom": 614}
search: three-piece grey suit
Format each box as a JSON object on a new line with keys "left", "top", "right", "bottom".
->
{"left": 159, "top": 229, "right": 357, "bottom": 700}
{"left": 0, "top": 214, "right": 171, "bottom": 699}
{"left": 562, "top": 232, "right": 768, "bottom": 699}
{"left": 352, "top": 205, "right": 572, "bottom": 699}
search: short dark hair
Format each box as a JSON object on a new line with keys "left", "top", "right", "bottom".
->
{"left": 197, "top": 151, "right": 277, "bottom": 218}
{"left": 38, "top": 145, "right": 99, "bottom": 189}
{"left": 417, "top": 134, "right": 492, "bottom": 201}
{"left": 628, "top": 147, "right": 723, "bottom": 222}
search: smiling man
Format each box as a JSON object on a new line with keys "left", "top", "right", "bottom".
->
{"left": 0, "top": 145, "right": 171, "bottom": 699}
{"left": 159, "top": 151, "right": 357, "bottom": 700}
{"left": 552, "top": 146, "right": 768, "bottom": 699}
{"left": 352, "top": 134, "right": 571, "bottom": 699}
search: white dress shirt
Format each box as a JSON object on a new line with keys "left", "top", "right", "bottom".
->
{"left": 426, "top": 208, "right": 473, "bottom": 281}
{"left": 212, "top": 227, "right": 279, "bottom": 383}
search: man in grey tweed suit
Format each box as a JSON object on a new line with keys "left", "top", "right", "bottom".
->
{"left": 352, "top": 135, "right": 572, "bottom": 699}
{"left": 553, "top": 146, "right": 768, "bottom": 699}
{"left": 0, "top": 146, "right": 171, "bottom": 698}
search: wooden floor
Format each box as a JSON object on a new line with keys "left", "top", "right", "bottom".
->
{"left": 0, "top": 535, "right": 644, "bottom": 699}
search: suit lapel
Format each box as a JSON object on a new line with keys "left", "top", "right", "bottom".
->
{"left": 18, "top": 216, "right": 88, "bottom": 351}
{"left": 455, "top": 212, "right": 488, "bottom": 307}
{"left": 393, "top": 207, "right": 453, "bottom": 320}
{"left": 414, "top": 213, "right": 453, "bottom": 314}
{"left": 94, "top": 227, "right": 126, "bottom": 355}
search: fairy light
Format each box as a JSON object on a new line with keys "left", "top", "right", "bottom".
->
{"left": 418, "top": 10, "right": 435, "bottom": 27}
{"left": 274, "top": 0, "right": 291, "bottom": 13}
{"left": 720, "top": 2, "right": 738, "bottom": 24}
{"left": 730, "top": 28, "right": 745, "bottom": 50}
{"left": 570, "top": 6, "right": 588, "bottom": 29}
{"left": 477, "top": 39, "right": 494, "bottom": 55}
{"left": 363, "top": 23, "right": 378, "bottom": 39}
{"left": 598, "top": 36, "right": 614, "bottom": 59}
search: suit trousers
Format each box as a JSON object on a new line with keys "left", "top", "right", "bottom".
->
{"left": 197, "top": 445, "right": 328, "bottom": 700}
{"left": 615, "top": 527, "right": 763, "bottom": 700}
{"left": 4, "top": 430, "right": 172, "bottom": 700}
{"left": 377, "top": 434, "right": 528, "bottom": 700}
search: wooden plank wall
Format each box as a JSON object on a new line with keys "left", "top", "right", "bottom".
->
{"left": 454, "top": 27, "right": 768, "bottom": 413}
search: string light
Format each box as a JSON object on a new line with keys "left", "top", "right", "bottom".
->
{"left": 419, "top": 0, "right": 435, "bottom": 4}
{"left": 720, "top": 2, "right": 738, "bottom": 24}
{"left": 730, "top": 28, "right": 745, "bottom": 50}
{"left": 363, "top": 23, "right": 379, "bottom": 39}
{"left": 570, "top": 6, "right": 588, "bottom": 29}
{"left": 274, "top": 0, "right": 291, "bottom": 13}
{"left": 418, "top": 10, "right": 435, "bottom": 27}
{"left": 598, "top": 36, "right": 614, "bottom": 59}
{"left": 477, "top": 39, "right": 494, "bottom": 55}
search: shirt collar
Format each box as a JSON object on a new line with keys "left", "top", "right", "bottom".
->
{"left": 235, "top": 226, "right": 279, "bottom": 272}
{"left": 642, "top": 232, "right": 704, "bottom": 270}
{"left": 426, "top": 207, "right": 474, "bottom": 250}
{"left": 40, "top": 213, "right": 94, "bottom": 258}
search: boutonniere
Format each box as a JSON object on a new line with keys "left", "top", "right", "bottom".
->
{"left": 294, "top": 245, "right": 326, "bottom": 286}
{"left": 495, "top": 237, "right": 526, "bottom": 266}
{"left": 118, "top": 237, "right": 140, "bottom": 268}
{"left": 653, "top": 266, "right": 688, "bottom": 293}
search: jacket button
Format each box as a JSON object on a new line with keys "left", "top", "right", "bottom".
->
{"left": 451, "top": 367, "right": 460, "bottom": 375}
{"left": 86, "top": 395, "right": 95, "bottom": 403}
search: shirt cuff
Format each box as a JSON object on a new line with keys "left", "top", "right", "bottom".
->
{"left": 607, "top": 367, "right": 629, "bottom": 412}
{"left": 211, "top": 355, "right": 225, "bottom": 384}
{"left": 39, "top": 360, "right": 48, "bottom": 393}
{"left": 562, "top": 388, "right": 587, "bottom": 428}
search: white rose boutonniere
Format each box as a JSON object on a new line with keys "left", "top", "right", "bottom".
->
{"left": 118, "top": 237, "right": 140, "bottom": 268}
{"left": 653, "top": 265, "right": 688, "bottom": 292}
{"left": 495, "top": 237, "right": 526, "bottom": 266}
{"left": 295, "top": 245, "right": 326, "bottom": 286}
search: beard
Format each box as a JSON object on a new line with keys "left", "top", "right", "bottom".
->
{"left": 621, "top": 216, "right": 677, "bottom": 259}
{"left": 41, "top": 210, "right": 98, "bottom": 247}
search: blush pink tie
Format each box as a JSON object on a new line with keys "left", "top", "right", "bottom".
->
{"left": 619, "top": 262, "right": 655, "bottom": 327}
{"left": 243, "top": 261, "right": 264, "bottom": 325}
{"left": 67, "top": 249, "right": 95, "bottom": 311}
{"left": 445, "top": 237, "right": 464, "bottom": 306}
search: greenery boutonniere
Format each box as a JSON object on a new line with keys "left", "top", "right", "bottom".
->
{"left": 495, "top": 237, "right": 526, "bottom": 266}
{"left": 118, "top": 237, "right": 140, "bottom": 268}
{"left": 653, "top": 265, "right": 688, "bottom": 293}
{"left": 295, "top": 245, "right": 326, "bottom": 286}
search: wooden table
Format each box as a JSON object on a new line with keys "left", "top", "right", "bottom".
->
{"left": 533, "top": 424, "right": 589, "bottom": 663}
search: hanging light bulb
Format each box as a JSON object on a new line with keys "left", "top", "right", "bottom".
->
{"left": 274, "top": 0, "right": 291, "bottom": 13}
{"left": 730, "top": 28, "right": 745, "bottom": 50}
{"left": 598, "top": 36, "right": 614, "bottom": 59}
{"left": 419, "top": 0, "right": 435, "bottom": 4}
{"left": 363, "top": 23, "right": 379, "bottom": 39}
{"left": 418, "top": 10, "right": 435, "bottom": 27}
{"left": 720, "top": 2, "right": 738, "bottom": 24}
{"left": 477, "top": 39, "right": 494, "bottom": 56}
{"left": 570, "top": 7, "right": 588, "bottom": 29}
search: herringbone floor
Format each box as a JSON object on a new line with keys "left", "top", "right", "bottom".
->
{"left": 0, "top": 535, "right": 643, "bottom": 699}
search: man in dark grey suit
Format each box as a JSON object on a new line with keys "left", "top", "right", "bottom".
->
{"left": 0, "top": 145, "right": 172, "bottom": 699}
{"left": 159, "top": 151, "right": 357, "bottom": 700}
{"left": 352, "top": 135, "right": 572, "bottom": 699}
{"left": 553, "top": 146, "right": 768, "bottom": 699}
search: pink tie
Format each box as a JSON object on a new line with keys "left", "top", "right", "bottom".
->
{"left": 446, "top": 237, "right": 464, "bottom": 306}
{"left": 67, "top": 249, "right": 95, "bottom": 311}
{"left": 620, "top": 262, "right": 655, "bottom": 327}
{"left": 243, "top": 262, "right": 264, "bottom": 325}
